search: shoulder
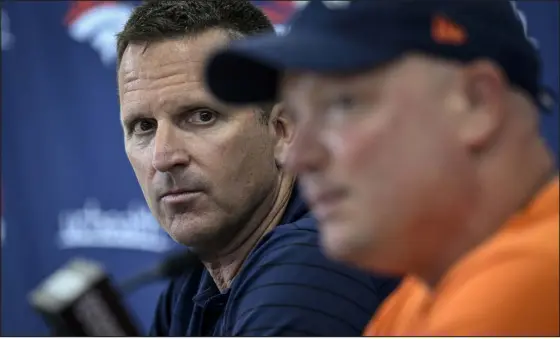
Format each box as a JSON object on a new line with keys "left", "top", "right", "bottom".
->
{"left": 224, "top": 215, "right": 400, "bottom": 336}
{"left": 430, "top": 223, "right": 559, "bottom": 335}
{"left": 369, "top": 214, "right": 559, "bottom": 336}
{"left": 364, "top": 277, "right": 427, "bottom": 335}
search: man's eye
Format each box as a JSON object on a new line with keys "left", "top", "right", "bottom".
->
{"left": 325, "top": 94, "right": 359, "bottom": 117}
{"left": 131, "top": 119, "right": 156, "bottom": 135}
{"left": 332, "top": 95, "right": 355, "bottom": 111}
{"left": 187, "top": 110, "right": 217, "bottom": 125}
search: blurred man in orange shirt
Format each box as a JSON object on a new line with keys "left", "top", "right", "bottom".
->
{"left": 204, "top": 0, "right": 559, "bottom": 336}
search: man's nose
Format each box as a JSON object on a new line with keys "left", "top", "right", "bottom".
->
{"left": 284, "top": 123, "right": 329, "bottom": 175}
{"left": 152, "top": 122, "right": 190, "bottom": 173}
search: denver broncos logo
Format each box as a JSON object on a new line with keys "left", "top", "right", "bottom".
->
{"left": 64, "top": 1, "right": 134, "bottom": 66}
{"left": 252, "top": 1, "right": 301, "bottom": 34}
{"left": 64, "top": 1, "right": 301, "bottom": 64}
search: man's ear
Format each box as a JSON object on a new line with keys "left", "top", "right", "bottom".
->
{"left": 268, "top": 102, "right": 296, "bottom": 166}
{"left": 454, "top": 60, "right": 508, "bottom": 153}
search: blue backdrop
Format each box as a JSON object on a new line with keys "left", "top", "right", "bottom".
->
{"left": 1, "top": 1, "right": 557, "bottom": 336}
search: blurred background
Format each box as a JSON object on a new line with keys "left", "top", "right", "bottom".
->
{"left": 1, "top": 0, "right": 557, "bottom": 336}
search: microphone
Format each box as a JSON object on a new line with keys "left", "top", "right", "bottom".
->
{"left": 28, "top": 250, "right": 199, "bottom": 336}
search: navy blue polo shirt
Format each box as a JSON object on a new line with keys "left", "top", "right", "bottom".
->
{"left": 149, "top": 187, "right": 400, "bottom": 336}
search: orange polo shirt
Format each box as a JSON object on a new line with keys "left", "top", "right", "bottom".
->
{"left": 365, "top": 178, "right": 559, "bottom": 336}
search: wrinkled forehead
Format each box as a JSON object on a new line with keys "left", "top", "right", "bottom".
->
{"left": 118, "top": 29, "right": 232, "bottom": 85}
{"left": 117, "top": 31, "right": 235, "bottom": 115}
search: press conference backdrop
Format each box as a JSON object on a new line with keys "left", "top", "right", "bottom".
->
{"left": 1, "top": 1, "right": 557, "bottom": 336}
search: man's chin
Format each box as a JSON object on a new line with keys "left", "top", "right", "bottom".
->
{"left": 323, "top": 232, "right": 406, "bottom": 275}
{"left": 319, "top": 224, "right": 370, "bottom": 265}
{"left": 166, "top": 216, "right": 217, "bottom": 246}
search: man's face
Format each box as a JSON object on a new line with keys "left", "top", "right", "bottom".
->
{"left": 282, "top": 55, "right": 477, "bottom": 272}
{"left": 118, "top": 30, "right": 280, "bottom": 250}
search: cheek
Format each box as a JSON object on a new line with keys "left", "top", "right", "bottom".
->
{"left": 330, "top": 110, "right": 400, "bottom": 181}
{"left": 229, "top": 132, "right": 276, "bottom": 183}
{"left": 329, "top": 83, "right": 447, "bottom": 182}
{"left": 126, "top": 145, "right": 154, "bottom": 188}
{"left": 328, "top": 100, "right": 441, "bottom": 211}
{"left": 196, "top": 121, "right": 276, "bottom": 188}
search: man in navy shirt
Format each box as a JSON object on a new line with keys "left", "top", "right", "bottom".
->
{"left": 116, "top": 0, "right": 399, "bottom": 335}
